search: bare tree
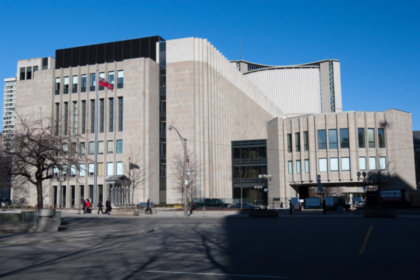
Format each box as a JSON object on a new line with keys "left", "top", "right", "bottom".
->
{"left": 171, "top": 153, "right": 200, "bottom": 204}
{"left": 1, "top": 116, "right": 85, "bottom": 209}
{"left": 127, "top": 149, "right": 146, "bottom": 205}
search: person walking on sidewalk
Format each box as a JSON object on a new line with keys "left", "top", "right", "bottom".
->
{"left": 97, "top": 201, "right": 105, "bottom": 214}
{"left": 145, "top": 198, "right": 152, "bottom": 214}
{"left": 105, "top": 198, "right": 112, "bottom": 215}
{"left": 189, "top": 200, "right": 195, "bottom": 216}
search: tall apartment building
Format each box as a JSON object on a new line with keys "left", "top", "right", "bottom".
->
{"left": 10, "top": 36, "right": 417, "bottom": 208}
{"left": 2, "top": 77, "right": 16, "bottom": 151}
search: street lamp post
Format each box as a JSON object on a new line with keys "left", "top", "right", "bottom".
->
{"left": 169, "top": 124, "right": 188, "bottom": 217}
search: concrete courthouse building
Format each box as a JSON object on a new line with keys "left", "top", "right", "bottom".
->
{"left": 7, "top": 36, "right": 416, "bottom": 208}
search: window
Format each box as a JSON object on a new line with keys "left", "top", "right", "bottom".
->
{"left": 98, "top": 141, "right": 104, "bottom": 154}
{"left": 81, "top": 75, "right": 87, "bottom": 92}
{"left": 295, "top": 133, "right": 300, "bottom": 152}
{"left": 118, "top": 97, "right": 123, "bottom": 131}
{"left": 55, "top": 77, "right": 60, "bottom": 95}
{"left": 330, "top": 158, "right": 339, "bottom": 171}
{"left": 117, "top": 70, "right": 124, "bottom": 88}
{"left": 341, "top": 157, "right": 350, "bottom": 171}
{"left": 369, "top": 157, "right": 376, "bottom": 170}
{"left": 42, "top": 57, "right": 48, "bottom": 69}
{"left": 288, "top": 161, "right": 293, "bottom": 174}
{"left": 287, "top": 134, "right": 292, "bottom": 152}
{"left": 358, "top": 128, "right": 365, "bottom": 148}
{"left": 100, "top": 99, "right": 104, "bottom": 133}
{"left": 319, "top": 158, "right": 328, "bottom": 172}
{"left": 318, "top": 130, "right": 327, "bottom": 150}
{"left": 303, "top": 131, "right": 309, "bottom": 151}
{"left": 72, "top": 101, "right": 77, "bottom": 135}
{"left": 340, "top": 128, "right": 349, "bottom": 148}
{"left": 88, "top": 163, "right": 94, "bottom": 176}
{"left": 378, "top": 128, "right": 385, "bottom": 148}
{"left": 107, "top": 140, "right": 114, "bottom": 154}
{"left": 70, "top": 164, "right": 76, "bottom": 177}
{"left": 380, "top": 157, "right": 387, "bottom": 170}
{"left": 109, "top": 98, "right": 114, "bottom": 132}
{"left": 368, "top": 128, "right": 375, "bottom": 148}
{"left": 116, "top": 162, "right": 123, "bottom": 175}
{"left": 53, "top": 165, "right": 59, "bottom": 177}
{"left": 107, "top": 162, "right": 113, "bottom": 176}
{"left": 79, "top": 142, "right": 85, "bottom": 155}
{"left": 328, "top": 129, "right": 338, "bottom": 149}
{"left": 90, "top": 100, "right": 95, "bottom": 133}
{"left": 63, "top": 144, "right": 68, "bottom": 156}
{"left": 33, "top": 66, "right": 39, "bottom": 73}
{"left": 108, "top": 71, "right": 114, "bottom": 86}
{"left": 304, "top": 159, "right": 310, "bottom": 173}
{"left": 64, "top": 102, "right": 68, "bottom": 135}
{"left": 64, "top": 76, "right": 69, "bottom": 94}
{"left": 99, "top": 72, "right": 105, "bottom": 90}
{"left": 55, "top": 103, "right": 60, "bottom": 135}
{"left": 90, "top": 73, "right": 96, "bottom": 91}
{"left": 72, "top": 75, "right": 78, "bottom": 93}
{"left": 70, "top": 143, "right": 76, "bottom": 156}
{"left": 62, "top": 165, "right": 67, "bottom": 177}
{"left": 81, "top": 100, "right": 86, "bottom": 134}
{"left": 79, "top": 164, "right": 85, "bottom": 177}
{"left": 20, "top": 67, "right": 25, "bottom": 80}
{"left": 26, "top": 66, "right": 32, "bottom": 80}
{"left": 98, "top": 163, "right": 103, "bottom": 177}
{"left": 296, "top": 160, "right": 301, "bottom": 174}
{"left": 359, "top": 157, "right": 366, "bottom": 170}
{"left": 89, "top": 141, "right": 95, "bottom": 154}
{"left": 116, "top": 140, "right": 123, "bottom": 153}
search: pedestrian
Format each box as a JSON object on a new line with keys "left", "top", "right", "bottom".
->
{"left": 322, "top": 199, "right": 327, "bottom": 215}
{"left": 289, "top": 199, "right": 293, "bottom": 215}
{"left": 105, "top": 198, "right": 112, "bottom": 215}
{"left": 97, "top": 201, "right": 104, "bottom": 214}
{"left": 82, "top": 199, "right": 87, "bottom": 213}
{"left": 85, "top": 199, "right": 92, "bottom": 213}
{"left": 189, "top": 200, "right": 195, "bottom": 216}
{"left": 145, "top": 198, "right": 152, "bottom": 214}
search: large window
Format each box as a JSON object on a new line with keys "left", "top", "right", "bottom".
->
{"left": 304, "top": 159, "right": 310, "bottom": 173}
{"left": 72, "top": 102, "right": 78, "bottom": 135}
{"left": 369, "top": 157, "right": 376, "bottom": 170}
{"left": 109, "top": 98, "right": 114, "bottom": 132}
{"left": 287, "top": 134, "right": 292, "bottom": 153}
{"left": 81, "top": 74, "right": 87, "bottom": 92}
{"left": 98, "top": 163, "right": 104, "bottom": 177}
{"left": 341, "top": 157, "right": 350, "bottom": 171}
{"left": 117, "top": 70, "right": 124, "bottom": 88}
{"left": 88, "top": 163, "right": 94, "bottom": 176}
{"left": 116, "top": 140, "right": 123, "bottom": 153}
{"left": 26, "top": 66, "right": 32, "bottom": 80}
{"left": 108, "top": 71, "right": 114, "bottom": 86}
{"left": 107, "top": 162, "right": 114, "bottom": 176}
{"left": 79, "top": 142, "right": 85, "bottom": 155}
{"left": 64, "top": 102, "right": 68, "bottom": 135}
{"left": 55, "top": 103, "right": 59, "bottom": 135}
{"left": 64, "top": 76, "right": 69, "bottom": 94}
{"left": 116, "top": 162, "right": 123, "bottom": 175}
{"left": 378, "top": 128, "right": 385, "bottom": 148}
{"left": 319, "top": 158, "right": 328, "bottom": 172}
{"left": 90, "top": 73, "right": 96, "bottom": 91}
{"left": 318, "top": 130, "right": 327, "bottom": 150}
{"left": 72, "top": 75, "right": 78, "bottom": 93}
{"left": 328, "top": 129, "right": 338, "bottom": 149}
{"left": 368, "top": 128, "right": 375, "bottom": 148}
{"left": 330, "top": 158, "right": 339, "bottom": 171}
{"left": 55, "top": 77, "right": 60, "bottom": 95}
{"left": 89, "top": 141, "right": 95, "bottom": 155}
{"left": 80, "top": 164, "right": 85, "bottom": 177}
{"left": 20, "top": 67, "right": 25, "bottom": 80}
{"left": 380, "top": 157, "right": 387, "bottom": 170}
{"left": 107, "top": 140, "right": 114, "bottom": 153}
{"left": 288, "top": 161, "right": 293, "bottom": 174}
{"left": 295, "top": 133, "right": 301, "bottom": 152}
{"left": 118, "top": 97, "right": 123, "bottom": 131}
{"left": 98, "top": 141, "right": 104, "bottom": 154}
{"left": 303, "top": 131, "right": 309, "bottom": 151}
{"left": 359, "top": 157, "right": 366, "bottom": 170}
{"left": 81, "top": 100, "right": 86, "bottom": 134}
{"left": 100, "top": 99, "right": 104, "bottom": 133}
{"left": 340, "top": 128, "right": 349, "bottom": 148}
{"left": 358, "top": 128, "right": 365, "bottom": 148}
{"left": 296, "top": 160, "right": 301, "bottom": 174}
{"left": 99, "top": 72, "right": 105, "bottom": 90}
{"left": 90, "top": 100, "right": 95, "bottom": 133}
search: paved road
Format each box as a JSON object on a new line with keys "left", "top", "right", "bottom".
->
{"left": 0, "top": 214, "right": 419, "bottom": 279}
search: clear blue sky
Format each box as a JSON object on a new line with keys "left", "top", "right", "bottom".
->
{"left": 1, "top": 0, "right": 419, "bottom": 130}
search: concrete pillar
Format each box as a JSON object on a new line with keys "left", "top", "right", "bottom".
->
{"left": 65, "top": 185, "right": 71, "bottom": 208}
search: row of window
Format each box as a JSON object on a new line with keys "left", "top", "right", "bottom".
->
{"left": 63, "top": 140, "right": 123, "bottom": 156}
{"left": 287, "top": 127, "right": 385, "bottom": 152}
{"left": 287, "top": 156, "right": 387, "bottom": 174}
{"left": 54, "top": 161, "right": 124, "bottom": 178}
{"left": 55, "top": 70, "right": 124, "bottom": 94}
{"left": 55, "top": 97, "right": 123, "bottom": 135}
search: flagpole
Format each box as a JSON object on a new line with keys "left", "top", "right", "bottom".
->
{"left": 93, "top": 67, "right": 99, "bottom": 208}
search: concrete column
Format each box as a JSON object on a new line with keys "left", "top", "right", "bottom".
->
{"left": 75, "top": 185, "right": 81, "bottom": 208}
{"left": 65, "top": 185, "right": 71, "bottom": 208}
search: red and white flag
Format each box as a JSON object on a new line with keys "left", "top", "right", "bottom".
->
{"left": 99, "top": 78, "right": 114, "bottom": 91}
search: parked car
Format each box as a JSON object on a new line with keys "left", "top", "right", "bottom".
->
{"left": 195, "top": 199, "right": 232, "bottom": 208}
